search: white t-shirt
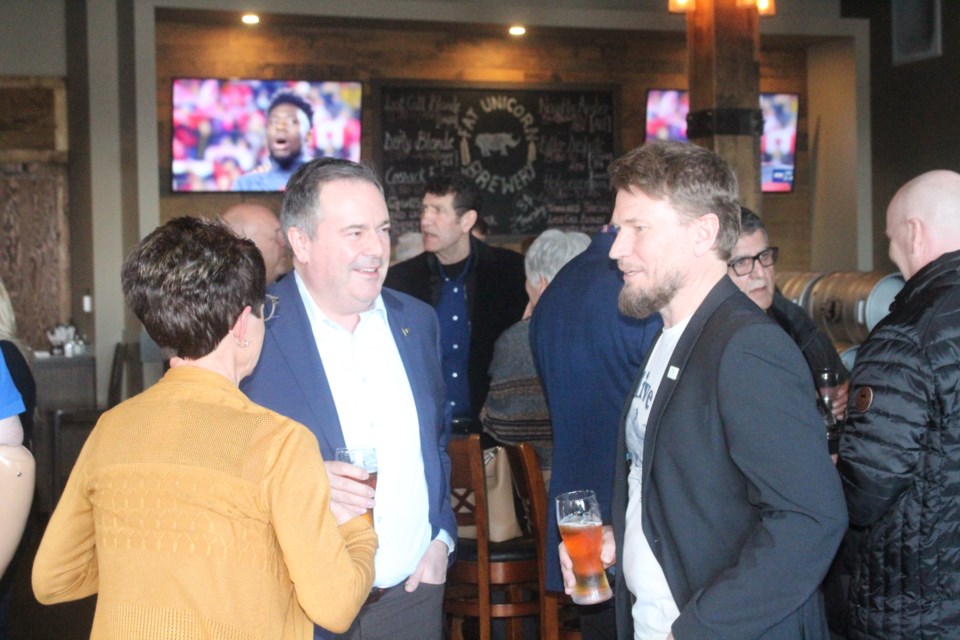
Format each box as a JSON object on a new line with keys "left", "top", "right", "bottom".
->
{"left": 623, "top": 317, "right": 690, "bottom": 640}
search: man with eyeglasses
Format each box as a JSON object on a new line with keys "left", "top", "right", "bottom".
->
{"left": 727, "top": 207, "right": 849, "bottom": 433}
{"left": 235, "top": 91, "right": 314, "bottom": 191}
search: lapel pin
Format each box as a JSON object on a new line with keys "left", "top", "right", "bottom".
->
{"left": 402, "top": 327, "right": 410, "bottom": 336}
{"left": 667, "top": 365, "right": 679, "bottom": 380}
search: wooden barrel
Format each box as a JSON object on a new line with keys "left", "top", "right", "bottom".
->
{"left": 808, "top": 271, "right": 905, "bottom": 345}
{"left": 776, "top": 271, "right": 825, "bottom": 310}
{"left": 838, "top": 343, "right": 859, "bottom": 372}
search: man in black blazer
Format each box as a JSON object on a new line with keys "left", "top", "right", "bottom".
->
{"left": 385, "top": 174, "right": 527, "bottom": 433}
{"left": 559, "top": 141, "right": 847, "bottom": 639}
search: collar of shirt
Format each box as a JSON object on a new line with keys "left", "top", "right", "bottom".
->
{"left": 294, "top": 270, "right": 388, "bottom": 334}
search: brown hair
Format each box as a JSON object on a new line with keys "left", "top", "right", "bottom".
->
{"left": 609, "top": 141, "right": 741, "bottom": 259}
{"left": 121, "top": 217, "right": 265, "bottom": 359}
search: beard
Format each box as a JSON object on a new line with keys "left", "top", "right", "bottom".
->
{"left": 618, "top": 270, "right": 684, "bottom": 319}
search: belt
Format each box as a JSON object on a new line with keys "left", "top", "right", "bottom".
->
{"left": 364, "top": 583, "right": 404, "bottom": 607}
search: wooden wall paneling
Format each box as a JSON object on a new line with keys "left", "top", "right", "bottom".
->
{"left": 759, "top": 48, "right": 809, "bottom": 270}
{"left": 0, "top": 76, "right": 68, "bottom": 163}
{"left": 0, "top": 77, "right": 70, "bottom": 350}
{"left": 0, "top": 162, "right": 70, "bottom": 350}
{"left": 154, "top": 13, "right": 810, "bottom": 260}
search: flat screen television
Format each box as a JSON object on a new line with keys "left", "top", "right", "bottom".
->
{"left": 645, "top": 89, "right": 690, "bottom": 143}
{"left": 171, "top": 78, "right": 362, "bottom": 192}
{"left": 644, "top": 89, "right": 799, "bottom": 193}
{"left": 759, "top": 92, "right": 798, "bottom": 193}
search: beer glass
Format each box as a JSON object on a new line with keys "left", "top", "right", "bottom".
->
{"left": 556, "top": 489, "right": 612, "bottom": 605}
{"left": 335, "top": 447, "right": 378, "bottom": 525}
{"left": 815, "top": 368, "right": 842, "bottom": 443}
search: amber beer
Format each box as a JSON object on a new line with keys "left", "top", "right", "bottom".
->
{"left": 359, "top": 471, "right": 378, "bottom": 526}
{"left": 556, "top": 490, "right": 612, "bottom": 605}
{"left": 335, "top": 447, "right": 378, "bottom": 527}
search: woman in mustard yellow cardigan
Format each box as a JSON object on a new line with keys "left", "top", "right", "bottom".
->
{"left": 33, "top": 217, "right": 377, "bottom": 639}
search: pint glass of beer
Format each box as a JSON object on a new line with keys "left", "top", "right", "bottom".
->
{"left": 556, "top": 490, "right": 612, "bottom": 605}
{"left": 335, "top": 447, "right": 378, "bottom": 526}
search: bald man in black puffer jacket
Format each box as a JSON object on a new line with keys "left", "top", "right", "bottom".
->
{"left": 839, "top": 170, "right": 960, "bottom": 640}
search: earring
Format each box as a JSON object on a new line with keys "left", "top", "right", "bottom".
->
{"left": 235, "top": 337, "right": 249, "bottom": 348}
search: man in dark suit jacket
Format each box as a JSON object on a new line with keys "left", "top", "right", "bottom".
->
{"left": 385, "top": 174, "right": 527, "bottom": 433}
{"left": 558, "top": 141, "right": 847, "bottom": 639}
{"left": 242, "top": 158, "right": 455, "bottom": 640}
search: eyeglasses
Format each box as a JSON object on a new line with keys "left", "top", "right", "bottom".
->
{"left": 727, "top": 247, "right": 779, "bottom": 276}
{"left": 261, "top": 294, "right": 279, "bottom": 322}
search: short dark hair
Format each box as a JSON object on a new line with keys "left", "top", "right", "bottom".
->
{"left": 609, "top": 141, "right": 741, "bottom": 259}
{"left": 424, "top": 173, "right": 483, "bottom": 219}
{"left": 121, "top": 217, "right": 265, "bottom": 360}
{"left": 281, "top": 158, "right": 384, "bottom": 238}
{"left": 739, "top": 206, "right": 768, "bottom": 241}
{"left": 268, "top": 91, "right": 314, "bottom": 123}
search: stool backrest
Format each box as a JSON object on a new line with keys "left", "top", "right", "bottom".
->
{"left": 447, "top": 434, "right": 491, "bottom": 567}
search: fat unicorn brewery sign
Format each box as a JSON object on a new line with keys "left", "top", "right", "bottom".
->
{"left": 377, "top": 83, "right": 618, "bottom": 237}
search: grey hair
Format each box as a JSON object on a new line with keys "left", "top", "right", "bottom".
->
{"left": 525, "top": 229, "right": 591, "bottom": 288}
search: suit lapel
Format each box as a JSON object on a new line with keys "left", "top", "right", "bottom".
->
{"left": 640, "top": 277, "right": 742, "bottom": 500}
{"left": 382, "top": 290, "right": 432, "bottom": 437}
{"left": 267, "top": 274, "right": 345, "bottom": 453}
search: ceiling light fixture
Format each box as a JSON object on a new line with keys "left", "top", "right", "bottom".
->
{"left": 668, "top": 0, "right": 696, "bottom": 13}
{"left": 736, "top": 0, "right": 777, "bottom": 15}
{"left": 756, "top": 0, "right": 777, "bottom": 15}
{"left": 241, "top": 14, "right": 260, "bottom": 25}
{"left": 509, "top": 25, "right": 526, "bottom": 36}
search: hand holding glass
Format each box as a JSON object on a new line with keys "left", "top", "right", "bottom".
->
{"left": 556, "top": 490, "right": 612, "bottom": 605}
{"left": 334, "top": 448, "right": 378, "bottom": 525}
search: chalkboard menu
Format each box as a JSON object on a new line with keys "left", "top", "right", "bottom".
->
{"left": 375, "top": 83, "right": 618, "bottom": 237}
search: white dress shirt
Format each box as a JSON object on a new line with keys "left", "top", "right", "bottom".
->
{"left": 295, "top": 273, "right": 441, "bottom": 587}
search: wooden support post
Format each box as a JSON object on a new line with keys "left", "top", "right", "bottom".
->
{"left": 686, "top": 0, "right": 762, "bottom": 213}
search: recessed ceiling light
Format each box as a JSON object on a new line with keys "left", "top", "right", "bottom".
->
{"left": 241, "top": 14, "right": 260, "bottom": 25}
{"left": 509, "top": 25, "right": 526, "bottom": 36}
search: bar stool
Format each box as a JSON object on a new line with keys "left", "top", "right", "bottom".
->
{"left": 445, "top": 436, "right": 547, "bottom": 640}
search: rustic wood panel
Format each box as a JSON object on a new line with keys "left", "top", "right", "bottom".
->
{"left": 0, "top": 77, "right": 68, "bottom": 161}
{"left": 0, "top": 87, "right": 56, "bottom": 150}
{"left": 0, "top": 77, "right": 70, "bottom": 351}
{"left": 758, "top": 49, "right": 809, "bottom": 269}
{"left": 0, "top": 161, "right": 70, "bottom": 350}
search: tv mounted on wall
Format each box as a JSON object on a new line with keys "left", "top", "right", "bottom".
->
{"left": 644, "top": 89, "right": 799, "bottom": 194}
{"left": 171, "top": 78, "right": 362, "bottom": 192}
{"left": 645, "top": 89, "right": 690, "bottom": 143}
{"left": 758, "top": 92, "right": 799, "bottom": 193}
